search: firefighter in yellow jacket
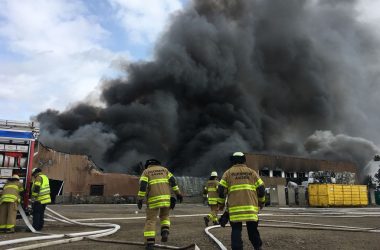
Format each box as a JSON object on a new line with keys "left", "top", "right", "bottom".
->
{"left": 0, "top": 175, "right": 24, "bottom": 233}
{"left": 137, "top": 159, "right": 183, "bottom": 250}
{"left": 218, "top": 152, "right": 265, "bottom": 250}
{"left": 203, "top": 171, "right": 221, "bottom": 226}
{"left": 31, "top": 168, "right": 51, "bottom": 231}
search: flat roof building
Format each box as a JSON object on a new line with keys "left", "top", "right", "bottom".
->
{"left": 246, "top": 153, "right": 358, "bottom": 186}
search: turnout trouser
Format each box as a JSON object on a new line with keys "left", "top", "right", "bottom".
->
{"left": 207, "top": 204, "right": 219, "bottom": 223}
{"left": 144, "top": 206, "right": 170, "bottom": 244}
{"left": 32, "top": 201, "right": 47, "bottom": 231}
{"left": 0, "top": 202, "right": 18, "bottom": 232}
{"left": 231, "top": 221, "right": 262, "bottom": 250}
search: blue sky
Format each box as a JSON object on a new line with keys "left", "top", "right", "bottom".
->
{"left": 0, "top": 0, "right": 378, "bottom": 121}
{"left": 0, "top": 0, "right": 187, "bottom": 121}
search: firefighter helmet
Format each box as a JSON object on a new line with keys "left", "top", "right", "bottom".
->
{"left": 210, "top": 171, "right": 218, "bottom": 177}
{"left": 144, "top": 159, "right": 161, "bottom": 168}
{"left": 232, "top": 152, "right": 244, "bottom": 157}
{"left": 230, "top": 152, "right": 246, "bottom": 164}
{"left": 11, "top": 174, "right": 20, "bottom": 180}
{"left": 32, "top": 167, "right": 42, "bottom": 175}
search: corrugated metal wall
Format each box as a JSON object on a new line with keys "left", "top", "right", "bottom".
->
{"left": 176, "top": 176, "right": 207, "bottom": 197}
{"left": 33, "top": 144, "right": 139, "bottom": 198}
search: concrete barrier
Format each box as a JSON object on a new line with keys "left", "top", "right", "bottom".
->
{"left": 277, "top": 185, "right": 286, "bottom": 206}
{"left": 269, "top": 187, "right": 279, "bottom": 205}
{"left": 288, "top": 188, "right": 296, "bottom": 206}
{"left": 298, "top": 186, "right": 307, "bottom": 206}
{"left": 269, "top": 185, "right": 287, "bottom": 206}
{"left": 369, "top": 189, "right": 376, "bottom": 205}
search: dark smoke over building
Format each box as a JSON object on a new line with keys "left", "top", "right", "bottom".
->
{"left": 37, "top": 0, "right": 380, "bottom": 176}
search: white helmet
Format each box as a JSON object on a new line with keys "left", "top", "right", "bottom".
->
{"left": 232, "top": 152, "right": 244, "bottom": 156}
{"left": 211, "top": 171, "right": 218, "bottom": 177}
{"left": 32, "top": 168, "right": 41, "bottom": 175}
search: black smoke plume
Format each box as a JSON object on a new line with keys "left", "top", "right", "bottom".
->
{"left": 37, "top": 0, "right": 380, "bottom": 176}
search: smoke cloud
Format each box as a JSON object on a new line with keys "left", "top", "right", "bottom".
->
{"left": 37, "top": 0, "right": 380, "bottom": 176}
{"left": 305, "top": 131, "right": 379, "bottom": 171}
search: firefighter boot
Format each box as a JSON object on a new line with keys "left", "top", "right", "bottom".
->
{"left": 161, "top": 229, "right": 169, "bottom": 242}
{"left": 146, "top": 243, "right": 155, "bottom": 250}
{"left": 146, "top": 237, "right": 155, "bottom": 250}
{"left": 203, "top": 216, "right": 209, "bottom": 227}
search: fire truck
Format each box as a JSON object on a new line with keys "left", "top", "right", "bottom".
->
{"left": 0, "top": 119, "right": 39, "bottom": 210}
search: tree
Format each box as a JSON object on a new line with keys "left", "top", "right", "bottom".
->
{"left": 374, "top": 167, "right": 380, "bottom": 188}
{"left": 365, "top": 175, "right": 376, "bottom": 189}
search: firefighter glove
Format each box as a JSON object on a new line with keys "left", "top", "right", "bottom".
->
{"left": 219, "top": 211, "right": 229, "bottom": 227}
{"left": 170, "top": 196, "right": 177, "bottom": 209}
{"left": 137, "top": 199, "right": 143, "bottom": 210}
{"left": 176, "top": 194, "right": 183, "bottom": 203}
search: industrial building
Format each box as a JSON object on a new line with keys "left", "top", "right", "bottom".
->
{"left": 33, "top": 143, "right": 139, "bottom": 203}
{"left": 246, "top": 153, "right": 358, "bottom": 187}
{"left": 32, "top": 143, "right": 359, "bottom": 203}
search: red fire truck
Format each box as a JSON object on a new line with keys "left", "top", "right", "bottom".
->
{"left": 0, "top": 119, "right": 39, "bottom": 210}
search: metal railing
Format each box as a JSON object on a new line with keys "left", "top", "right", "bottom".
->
{"left": 0, "top": 119, "right": 40, "bottom": 133}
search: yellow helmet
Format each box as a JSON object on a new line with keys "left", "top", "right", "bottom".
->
{"left": 11, "top": 174, "right": 20, "bottom": 180}
{"left": 210, "top": 171, "right": 218, "bottom": 177}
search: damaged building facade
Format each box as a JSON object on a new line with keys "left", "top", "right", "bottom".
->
{"left": 32, "top": 143, "right": 359, "bottom": 204}
{"left": 246, "top": 153, "right": 358, "bottom": 187}
{"left": 33, "top": 143, "right": 139, "bottom": 204}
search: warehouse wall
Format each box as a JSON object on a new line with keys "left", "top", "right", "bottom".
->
{"left": 33, "top": 143, "right": 139, "bottom": 202}
{"left": 33, "top": 143, "right": 359, "bottom": 203}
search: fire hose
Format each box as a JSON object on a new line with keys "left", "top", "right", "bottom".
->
{"left": 2, "top": 205, "right": 378, "bottom": 250}
{"left": 0, "top": 205, "right": 120, "bottom": 250}
{"left": 1, "top": 205, "right": 200, "bottom": 250}
{"left": 205, "top": 219, "right": 380, "bottom": 250}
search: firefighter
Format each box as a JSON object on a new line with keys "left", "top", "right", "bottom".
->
{"left": 31, "top": 168, "right": 51, "bottom": 231}
{"left": 203, "top": 171, "right": 221, "bottom": 227}
{"left": 137, "top": 159, "right": 183, "bottom": 250}
{"left": 218, "top": 152, "right": 266, "bottom": 250}
{"left": 0, "top": 174, "right": 24, "bottom": 233}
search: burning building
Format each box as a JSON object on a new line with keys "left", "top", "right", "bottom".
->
{"left": 246, "top": 153, "right": 358, "bottom": 187}
{"left": 36, "top": 0, "right": 380, "bottom": 178}
{"left": 33, "top": 143, "right": 139, "bottom": 203}
{"left": 31, "top": 140, "right": 359, "bottom": 203}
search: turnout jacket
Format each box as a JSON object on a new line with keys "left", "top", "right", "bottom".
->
{"left": 219, "top": 164, "right": 265, "bottom": 222}
{"left": 32, "top": 173, "right": 51, "bottom": 204}
{"left": 203, "top": 179, "right": 221, "bottom": 205}
{"left": 138, "top": 165, "right": 181, "bottom": 209}
{"left": 0, "top": 180, "right": 24, "bottom": 204}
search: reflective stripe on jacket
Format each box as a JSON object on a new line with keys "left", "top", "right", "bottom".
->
{"left": 138, "top": 165, "right": 180, "bottom": 209}
{"left": 32, "top": 173, "right": 51, "bottom": 204}
{"left": 220, "top": 164, "right": 264, "bottom": 222}
{"left": 0, "top": 180, "right": 24, "bottom": 204}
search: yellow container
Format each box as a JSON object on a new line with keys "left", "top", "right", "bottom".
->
{"left": 308, "top": 184, "right": 368, "bottom": 207}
